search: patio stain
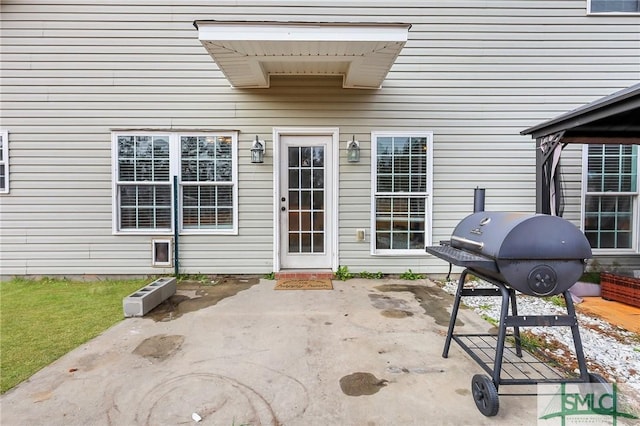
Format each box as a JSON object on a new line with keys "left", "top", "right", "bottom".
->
{"left": 147, "top": 276, "right": 260, "bottom": 321}
{"left": 375, "top": 284, "right": 464, "bottom": 327}
{"left": 381, "top": 309, "right": 414, "bottom": 318}
{"left": 133, "top": 334, "right": 185, "bottom": 362}
{"left": 368, "top": 293, "right": 415, "bottom": 319}
{"left": 339, "top": 372, "right": 388, "bottom": 396}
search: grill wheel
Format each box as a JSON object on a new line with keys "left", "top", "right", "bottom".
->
{"left": 471, "top": 374, "right": 500, "bottom": 417}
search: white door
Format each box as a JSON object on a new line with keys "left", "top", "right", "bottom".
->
{"left": 279, "top": 134, "right": 333, "bottom": 269}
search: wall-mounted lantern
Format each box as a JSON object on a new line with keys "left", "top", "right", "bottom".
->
{"left": 251, "top": 135, "right": 265, "bottom": 163}
{"left": 347, "top": 135, "right": 360, "bottom": 163}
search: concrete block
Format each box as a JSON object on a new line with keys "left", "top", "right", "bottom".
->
{"left": 123, "top": 277, "right": 176, "bottom": 317}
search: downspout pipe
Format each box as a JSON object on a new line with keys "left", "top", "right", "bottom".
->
{"left": 173, "top": 175, "right": 179, "bottom": 276}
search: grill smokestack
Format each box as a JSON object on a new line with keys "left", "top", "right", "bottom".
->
{"left": 473, "top": 187, "right": 485, "bottom": 212}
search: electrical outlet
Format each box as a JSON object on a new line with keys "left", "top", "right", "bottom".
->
{"left": 356, "top": 229, "right": 366, "bottom": 242}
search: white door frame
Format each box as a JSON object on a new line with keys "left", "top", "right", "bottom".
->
{"left": 272, "top": 127, "right": 340, "bottom": 272}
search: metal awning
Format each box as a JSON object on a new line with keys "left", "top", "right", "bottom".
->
{"left": 193, "top": 21, "right": 411, "bottom": 89}
{"left": 521, "top": 82, "right": 640, "bottom": 215}
{"left": 521, "top": 83, "right": 640, "bottom": 144}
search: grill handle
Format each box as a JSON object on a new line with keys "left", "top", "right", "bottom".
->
{"left": 451, "top": 235, "right": 484, "bottom": 250}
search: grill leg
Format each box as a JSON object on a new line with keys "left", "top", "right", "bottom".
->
{"left": 564, "top": 290, "right": 589, "bottom": 381}
{"left": 442, "top": 269, "right": 468, "bottom": 358}
{"left": 492, "top": 283, "right": 511, "bottom": 390}
{"left": 509, "top": 289, "right": 523, "bottom": 357}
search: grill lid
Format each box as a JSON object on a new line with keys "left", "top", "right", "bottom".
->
{"left": 451, "top": 212, "right": 592, "bottom": 261}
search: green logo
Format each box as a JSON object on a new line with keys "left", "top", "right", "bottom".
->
{"left": 538, "top": 383, "right": 637, "bottom": 425}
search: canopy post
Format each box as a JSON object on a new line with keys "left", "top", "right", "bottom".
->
{"left": 536, "top": 137, "right": 550, "bottom": 214}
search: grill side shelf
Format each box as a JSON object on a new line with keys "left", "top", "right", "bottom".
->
{"left": 426, "top": 245, "right": 498, "bottom": 273}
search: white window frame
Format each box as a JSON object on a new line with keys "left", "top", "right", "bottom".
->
{"left": 370, "top": 131, "right": 433, "bottom": 256}
{"left": 581, "top": 144, "right": 640, "bottom": 254}
{"left": 111, "top": 131, "right": 238, "bottom": 235}
{"left": 587, "top": 0, "right": 640, "bottom": 14}
{"left": 178, "top": 133, "right": 238, "bottom": 235}
{"left": 0, "top": 130, "right": 8, "bottom": 194}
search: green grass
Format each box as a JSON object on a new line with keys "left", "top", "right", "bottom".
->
{"left": 480, "top": 314, "right": 498, "bottom": 327}
{"left": 358, "top": 271, "right": 384, "bottom": 279}
{"left": 399, "top": 269, "right": 424, "bottom": 280}
{"left": 545, "top": 295, "right": 567, "bottom": 308}
{"left": 0, "top": 277, "right": 150, "bottom": 393}
{"left": 335, "top": 265, "right": 353, "bottom": 281}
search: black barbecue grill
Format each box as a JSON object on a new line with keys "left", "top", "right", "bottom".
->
{"left": 430, "top": 211, "right": 593, "bottom": 297}
{"left": 427, "top": 210, "right": 608, "bottom": 417}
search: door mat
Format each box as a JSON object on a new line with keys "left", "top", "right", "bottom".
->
{"left": 274, "top": 278, "right": 333, "bottom": 290}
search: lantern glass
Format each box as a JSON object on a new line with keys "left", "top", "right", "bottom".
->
{"left": 251, "top": 147, "right": 263, "bottom": 163}
{"left": 347, "top": 139, "right": 360, "bottom": 163}
{"left": 251, "top": 137, "right": 265, "bottom": 163}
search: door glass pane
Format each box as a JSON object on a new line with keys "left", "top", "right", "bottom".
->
{"left": 313, "top": 212, "right": 324, "bottom": 231}
{"left": 301, "top": 147, "right": 312, "bottom": 167}
{"left": 288, "top": 147, "right": 299, "bottom": 167}
{"left": 301, "top": 212, "right": 311, "bottom": 232}
{"left": 289, "top": 170, "right": 299, "bottom": 188}
{"left": 289, "top": 190, "right": 299, "bottom": 208}
{"left": 301, "top": 233, "right": 312, "bottom": 252}
{"left": 301, "top": 170, "right": 311, "bottom": 188}
{"left": 313, "top": 234, "right": 324, "bottom": 252}
{"left": 313, "top": 170, "right": 324, "bottom": 188}
{"left": 312, "top": 147, "right": 324, "bottom": 167}
{"left": 289, "top": 212, "right": 299, "bottom": 231}
{"left": 287, "top": 145, "right": 325, "bottom": 254}
{"left": 289, "top": 233, "right": 299, "bottom": 252}
{"left": 313, "top": 191, "right": 323, "bottom": 209}
{"left": 300, "top": 191, "right": 311, "bottom": 209}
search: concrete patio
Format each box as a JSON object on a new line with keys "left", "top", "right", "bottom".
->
{"left": 0, "top": 278, "right": 560, "bottom": 425}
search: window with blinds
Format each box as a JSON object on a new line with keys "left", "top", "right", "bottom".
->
{"left": 371, "top": 132, "right": 433, "bottom": 254}
{"left": 584, "top": 144, "right": 638, "bottom": 250}
{"left": 0, "top": 130, "right": 8, "bottom": 194}
{"left": 113, "top": 132, "right": 237, "bottom": 234}
{"left": 589, "top": 0, "right": 640, "bottom": 13}
{"left": 181, "top": 135, "right": 234, "bottom": 230}
{"left": 117, "top": 135, "right": 172, "bottom": 230}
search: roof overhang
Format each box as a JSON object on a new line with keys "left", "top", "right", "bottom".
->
{"left": 193, "top": 21, "right": 411, "bottom": 89}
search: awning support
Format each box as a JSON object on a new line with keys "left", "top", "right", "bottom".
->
{"left": 535, "top": 131, "right": 565, "bottom": 215}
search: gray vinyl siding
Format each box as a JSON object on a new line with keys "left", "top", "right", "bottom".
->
{"left": 1, "top": 1, "right": 639, "bottom": 277}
